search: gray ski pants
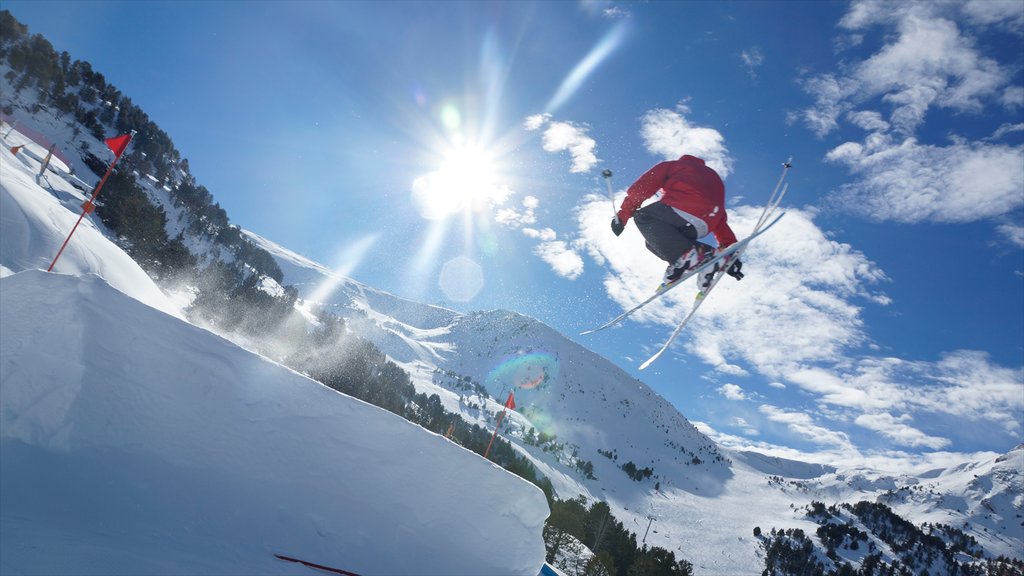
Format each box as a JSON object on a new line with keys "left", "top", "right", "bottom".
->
{"left": 633, "top": 202, "right": 699, "bottom": 264}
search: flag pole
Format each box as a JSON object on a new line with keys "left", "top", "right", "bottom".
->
{"left": 38, "top": 144, "right": 56, "bottom": 177}
{"left": 483, "top": 392, "right": 516, "bottom": 460}
{"left": 47, "top": 132, "right": 134, "bottom": 272}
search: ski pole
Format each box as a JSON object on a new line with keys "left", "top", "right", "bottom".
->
{"left": 602, "top": 168, "right": 615, "bottom": 214}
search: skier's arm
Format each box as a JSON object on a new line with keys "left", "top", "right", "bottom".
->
{"left": 617, "top": 162, "right": 670, "bottom": 224}
{"left": 712, "top": 216, "right": 738, "bottom": 248}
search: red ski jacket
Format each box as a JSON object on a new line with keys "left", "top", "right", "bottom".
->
{"left": 617, "top": 155, "right": 737, "bottom": 247}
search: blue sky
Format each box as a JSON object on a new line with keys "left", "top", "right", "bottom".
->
{"left": 7, "top": 0, "right": 1022, "bottom": 471}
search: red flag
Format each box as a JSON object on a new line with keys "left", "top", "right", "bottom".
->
{"left": 105, "top": 134, "right": 131, "bottom": 159}
{"left": 505, "top": 392, "right": 516, "bottom": 411}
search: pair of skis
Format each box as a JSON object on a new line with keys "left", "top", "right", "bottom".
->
{"left": 583, "top": 159, "right": 793, "bottom": 370}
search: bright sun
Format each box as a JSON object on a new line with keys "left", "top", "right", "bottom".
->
{"left": 411, "top": 143, "right": 505, "bottom": 220}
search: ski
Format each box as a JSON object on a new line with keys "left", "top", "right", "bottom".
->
{"left": 638, "top": 241, "right": 752, "bottom": 370}
{"left": 637, "top": 159, "right": 793, "bottom": 370}
{"left": 274, "top": 554, "right": 361, "bottom": 576}
{"left": 579, "top": 213, "right": 784, "bottom": 336}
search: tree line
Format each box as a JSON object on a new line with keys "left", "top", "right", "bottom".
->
{"left": 758, "top": 500, "right": 1023, "bottom": 575}
{"left": 545, "top": 496, "right": 693, "bottom": 576}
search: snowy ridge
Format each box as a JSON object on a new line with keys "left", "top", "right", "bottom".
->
{"left": 0, "top": 270, "right": 549, "bottom": 574}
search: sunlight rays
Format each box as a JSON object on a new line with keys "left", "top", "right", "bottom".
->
{"left": 406, "top": 217, "right": 451, "bottom": 298}
{"left": 401, "top": 24, "right": 530, "bottom": 304}
{"left": 545, "top": 20, "right": 629, "bottom": 114}
{"left": 306, "top": 234, "right": 380, "bottom": 306}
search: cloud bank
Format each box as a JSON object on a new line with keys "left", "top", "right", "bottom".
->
{"left": 796, "top": 0, "right": 1024, "bottom": 239}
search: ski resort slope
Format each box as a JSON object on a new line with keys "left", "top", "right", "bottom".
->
{"left": 0, "top": 137, "right": 548, "bottom": 574}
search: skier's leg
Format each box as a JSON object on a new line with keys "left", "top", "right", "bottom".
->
{"left": 634, "top": 202, "right": 697, "bottom": 262}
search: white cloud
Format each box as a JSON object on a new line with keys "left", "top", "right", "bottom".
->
{"left": 495, "top": 195, "right": 540, "bottom": 229}
{"left": 525, "top": 114, "right": 599, "bottom": 173}
{"left": 603, "top": 6, "right": 630, "bottom": 19}
{"left": 854, "top": 412, "right": 951, "bottom": 449}
{"left": 838, "top": 0, "right": 890, "bottom": 29}
{"left": 533, "top": 241, "right": 584, "bottom": 280}
{"left": 731, "top": 417, "right": 759, "bottom": 436}
{"left": 798, "top": 74, "right": 849, "bottom": 138}
{"left": 497, "top": 187, "right": 582, "bottom": 279}
{"left": 759, "top": 405, "right": 854, "bottom": 449}
{"left": 695, "top": 419, "right": 1001, "bottom": 476}
{"left": 780, "top": 351, "right": 1024, "bottom": 445}
{"left": 740, "top": 47, "right": 764, "bottom": 80}
{"left": 856, "top": 10, "right": 1004, "bottom": 129}
{"left": 522, "top": 227, "right": 557, "bottom": 242}
{"left": 523, "top": 114, "right": 549, "bottom": 131}
{"left": 996, "top": 221, "right": 1024, "bottom": 247}
{"left": 785, "top": 365, "right": 895, "bottom": 412}
{"left": 799, "top": 1, "right": 1024, "bottom": 228}
{"left": 919, "top": 350, "right": 1024, "bottom": 435}
{"left": 719, "top": 383, "right": 747, "bottom": 401}
{"left": 825, "top": 135, "right": 1024, "bottom": 223}
{"left": 1001, "top": 86, "right": 1024, "bottom": 109}
{"left": 684, "top": 206, "right": 890, "bottom": 373}
{"left": 961, "top": 0, "right": 1024, "bottom": 30}
{"left": 639, "top": 105, "right": 733, "bottom": 178}
{"left": 991, "top": 122, "right": 1024, "bottom": 139}
{"left": 847, "top": 110, "right": 889, "bottom": 132}
{"left": 825, "top": 2, "right": 1013, "bottom": 133}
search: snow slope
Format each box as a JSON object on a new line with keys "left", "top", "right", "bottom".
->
{"left": 249, "top": 223, "right": 1024, "bottom": 572}
{"left": 1, "top": 128, "right": 548, "bottom": 574}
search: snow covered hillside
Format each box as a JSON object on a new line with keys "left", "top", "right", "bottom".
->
{"left": 247, "top": 229, "right": 1024, "bottom": 573}
{"left": 1, "top": 129, "right": 548, "bottom": 575}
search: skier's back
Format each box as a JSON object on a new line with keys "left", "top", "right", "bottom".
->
{"left": 610, "top": 154, "right": 740, "bottom": 289}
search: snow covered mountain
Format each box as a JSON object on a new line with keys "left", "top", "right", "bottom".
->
{"left": 245, "top": 227, "right": 1024, "bottom": 573}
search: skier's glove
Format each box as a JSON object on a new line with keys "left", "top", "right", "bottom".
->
{"left": 610, "top": 216, "right": 625, "bottom": 236}
{"left": 726, "top": 258, "right": 744, "bottom": 281}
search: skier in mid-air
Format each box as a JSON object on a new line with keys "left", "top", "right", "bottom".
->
{"left": 610, "top": 154, "right": 743, "bottom": 291}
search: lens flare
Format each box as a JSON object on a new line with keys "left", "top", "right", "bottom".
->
{"left": 486, "top": 352, "right": 559, "bottom": 392}
{"left": 487, "top": 353, "right": 562, "bottom": 439}
{"left": 441, "top": 103, "right": 461, "bottom": 131}
{"left": 439, "top": 256, "right": 484, "bottom": 302}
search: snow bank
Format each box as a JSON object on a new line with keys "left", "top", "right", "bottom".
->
{"left": 0, "top": 270, "right": 548, "bottom": 574}
{"left": 0, "top": 143, "right": 182, "bottom": 319}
